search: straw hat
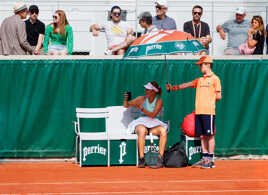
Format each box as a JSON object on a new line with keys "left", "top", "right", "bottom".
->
{"left": 13, "top": 2, "right": 27, "bottom": 13}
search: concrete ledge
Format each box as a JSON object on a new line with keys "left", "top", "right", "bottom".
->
{"left": 0, "top": 55, "right": 268, "bottom": 60}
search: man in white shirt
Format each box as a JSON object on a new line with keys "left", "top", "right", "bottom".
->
{"left": 90, "top": 6, "right": 135, "bottom": 55}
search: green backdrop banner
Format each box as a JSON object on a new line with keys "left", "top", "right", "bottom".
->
{"left": 0, "top": 59, "right": 267, "bottom": 157}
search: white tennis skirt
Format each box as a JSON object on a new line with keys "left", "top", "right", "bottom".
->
{"left": 127, "top": 116, "right": 168, "bottom": 134}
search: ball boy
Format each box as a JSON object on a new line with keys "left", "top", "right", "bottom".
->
{"left": 166, "top": 56, "right": 222, "bottom": 168}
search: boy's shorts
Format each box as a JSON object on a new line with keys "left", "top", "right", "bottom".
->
{"left": 195, "top": 114, "right": 215, "bottom": 136}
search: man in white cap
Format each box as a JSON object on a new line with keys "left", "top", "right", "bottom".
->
{"left": 152, "top": 0, "right": 177, "bottom": 30}
{"left": 216, "top": 7, "right": 251, "bottom": 55}
{"left": 0, "top": 2, "right": 34, "bottom": 55}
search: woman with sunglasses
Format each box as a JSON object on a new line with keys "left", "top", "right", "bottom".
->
{"left": 123, "top": 81, "right": 167, "bottom": 168}
{"left": 43, "top": 10, "right": 73, "bottom": 55}
{"left": 247, "top": 15, "right": 266, "bottom": 55}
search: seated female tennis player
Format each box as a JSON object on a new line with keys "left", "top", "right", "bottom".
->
{"left": 123, "top": 81, "right": 167, "bottom": 168}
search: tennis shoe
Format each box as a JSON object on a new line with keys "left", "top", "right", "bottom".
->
{"left": 149, "top": 155, "right": 163, "bottom": 169}
{"left": 201, "top": 159, "right": 212, "bottom": 169}
{"left": 192, "top": 158, "right": 205, "bottom": 168}
{"left": 209, "top": 161, "right": 216, "bottom": 168}
{"left": 138, "top": 157, "right": 145, "bottom": 168}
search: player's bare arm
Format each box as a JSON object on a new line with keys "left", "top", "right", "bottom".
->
{"left": 123, "top": 95, "right": 144, "bottom": 108}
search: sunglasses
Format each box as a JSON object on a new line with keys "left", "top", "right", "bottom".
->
{"left": 30, "top": 10, "right": 38, "bottom": 15}
{"left": 53, "top": 15, "right": 58, "bottom": 19}
{"left": 253, "top": 15, "right": 261, "bottom": 20}
{"left": 193, "top": 12, "right": 202, "bottom": 16}
{"left": 112, "top": 12, "right": 121, "bottom": 16}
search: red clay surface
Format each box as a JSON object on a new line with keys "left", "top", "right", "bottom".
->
{"left": 0, "top": 160, "right": 268, "bottom": 195}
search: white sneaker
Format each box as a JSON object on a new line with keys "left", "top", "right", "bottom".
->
{"left": 104, "top": 49, "right": 112, "bottom": 55}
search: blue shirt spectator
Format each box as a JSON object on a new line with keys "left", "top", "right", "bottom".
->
{"left": 152, "top": 0, "right": 177, "bottom": 30}
{"left": 152, "top": 16, "right": 176, "bottom": 30}
{"left": 216, "top": 7, "right": 251, "bottom": 55}
{"left": 221, "top": 19, "right": 251, "bottom": 49}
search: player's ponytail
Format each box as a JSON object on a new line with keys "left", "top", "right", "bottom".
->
{"left": 151, "top": 81, "right": 162, "bottom": 96}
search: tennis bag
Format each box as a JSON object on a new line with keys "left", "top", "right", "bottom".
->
{"left": 145, "top": 133, "right": 159, "bottom": 167}
{"left": 163, "top": 142, "right": 188, "bottom": 168}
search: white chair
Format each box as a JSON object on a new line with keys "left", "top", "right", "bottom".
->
{"left": 107, "top": 106, "right": 169, "bottom": 165}
{"left": 73, "top": 108, "right": 110, "bottom": 166}
{"left": 73, "top": 106, "right": 170, "bottom": 166}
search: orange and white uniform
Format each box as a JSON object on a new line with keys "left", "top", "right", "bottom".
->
{"left": 192, "top": 72, "right": 221, "bottom": 115}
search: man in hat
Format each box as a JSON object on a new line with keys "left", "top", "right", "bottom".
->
{"left": 138, "top": 12, "right": 158, "bottom": 35}
{"left": 166, "top": 56, "right": 222, "bottom": 169}
{"left": 152, "top": 0, "right": 177, "bottom": 30}
{"left": 216, "top": 7, "right": 251, "bottom": 55}
{"left": 90, "top": 5, "right": 135, "bottom": 55}
{"left": 0, "top": 2, "right": 34, "bottom": 55}
{"left": 25, "top": 5, "right": 45, "bottom": 55}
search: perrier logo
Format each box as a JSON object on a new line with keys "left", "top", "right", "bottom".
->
{"left": 189, "top": 146, "right": 202, "bottom": 160}
{"left": 83, "top": 144, "right": 106, "bottom": 162}
{"left": 119, "top": 142, "right": 127, "bottom": 164}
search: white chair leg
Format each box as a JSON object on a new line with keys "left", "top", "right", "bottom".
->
{"left": 75, "top": 135, "right": 79, "bottom": 164}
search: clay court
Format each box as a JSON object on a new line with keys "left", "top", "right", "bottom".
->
{"left": 1, "top": 160, "right": 268, "bottom": 195}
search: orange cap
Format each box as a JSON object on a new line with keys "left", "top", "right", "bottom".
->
{"left": 194, "top": 56, "right": 213, "bottom": 65}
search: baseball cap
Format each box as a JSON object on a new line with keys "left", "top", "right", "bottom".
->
{"left": 29, "top": 5, "right": 39, "bottom": 14}
{"left": 111, "top": 5, "right": 121, "bottom": 13}
{"left": 154, "top": 0, "right": 168, "bottom": 8}
{"left": 13, "top": 2, "right": 27, "bottom": 13}
{"left": 144, "top": 82, "right": 159, "bottom": 92}
{"left": 235, "top": 7, "right": 246, "bottom": 15}
{"left": 194, "top": 56, "right": 213, "bottom": 65}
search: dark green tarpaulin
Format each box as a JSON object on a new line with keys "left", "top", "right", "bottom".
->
{"left": 0, "top": 59, "right": 267, "bottom": 157}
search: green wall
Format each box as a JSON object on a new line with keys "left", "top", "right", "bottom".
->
{"left": 0, "top": 58, "right": 267, "bottom": 157}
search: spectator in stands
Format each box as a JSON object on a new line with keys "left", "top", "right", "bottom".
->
{"left": 183, "top": 5, "right": 211, "bottom": 52}
{"left": 25, "top": 5, "right": 45, "bottom": 55}
{"left": 0, "top": 2, "right": 35, "bottom": 55}
{"left": 247, "top": 16, "right": 266, "bottom": 55}
{"left": 123, "top": 81, "right": 167, "bottom": 168}
{"left": 216, "top": 7, "right": 251, "bottom": 55}
{"left": 153, "top": 0, "right": 177, "bottom": 30}
{"left": 266, "top": 24, "right": 268, "bottom": 54}
{"left": 90, "top": 6, "right": 135, "bottom": 55}
{"left": 43, "top": 10, "right": 73, "bottom": 55}
{"left": 138, "top": 12, "right": 158, "bottom": 35}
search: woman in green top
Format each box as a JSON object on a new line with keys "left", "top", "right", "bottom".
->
{"left": 43, "top": 10, "right": 73, "bottom": 55}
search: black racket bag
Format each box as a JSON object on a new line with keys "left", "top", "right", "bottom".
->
{"left": 163, "top": 142, "right": 188, "bottom": 168}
